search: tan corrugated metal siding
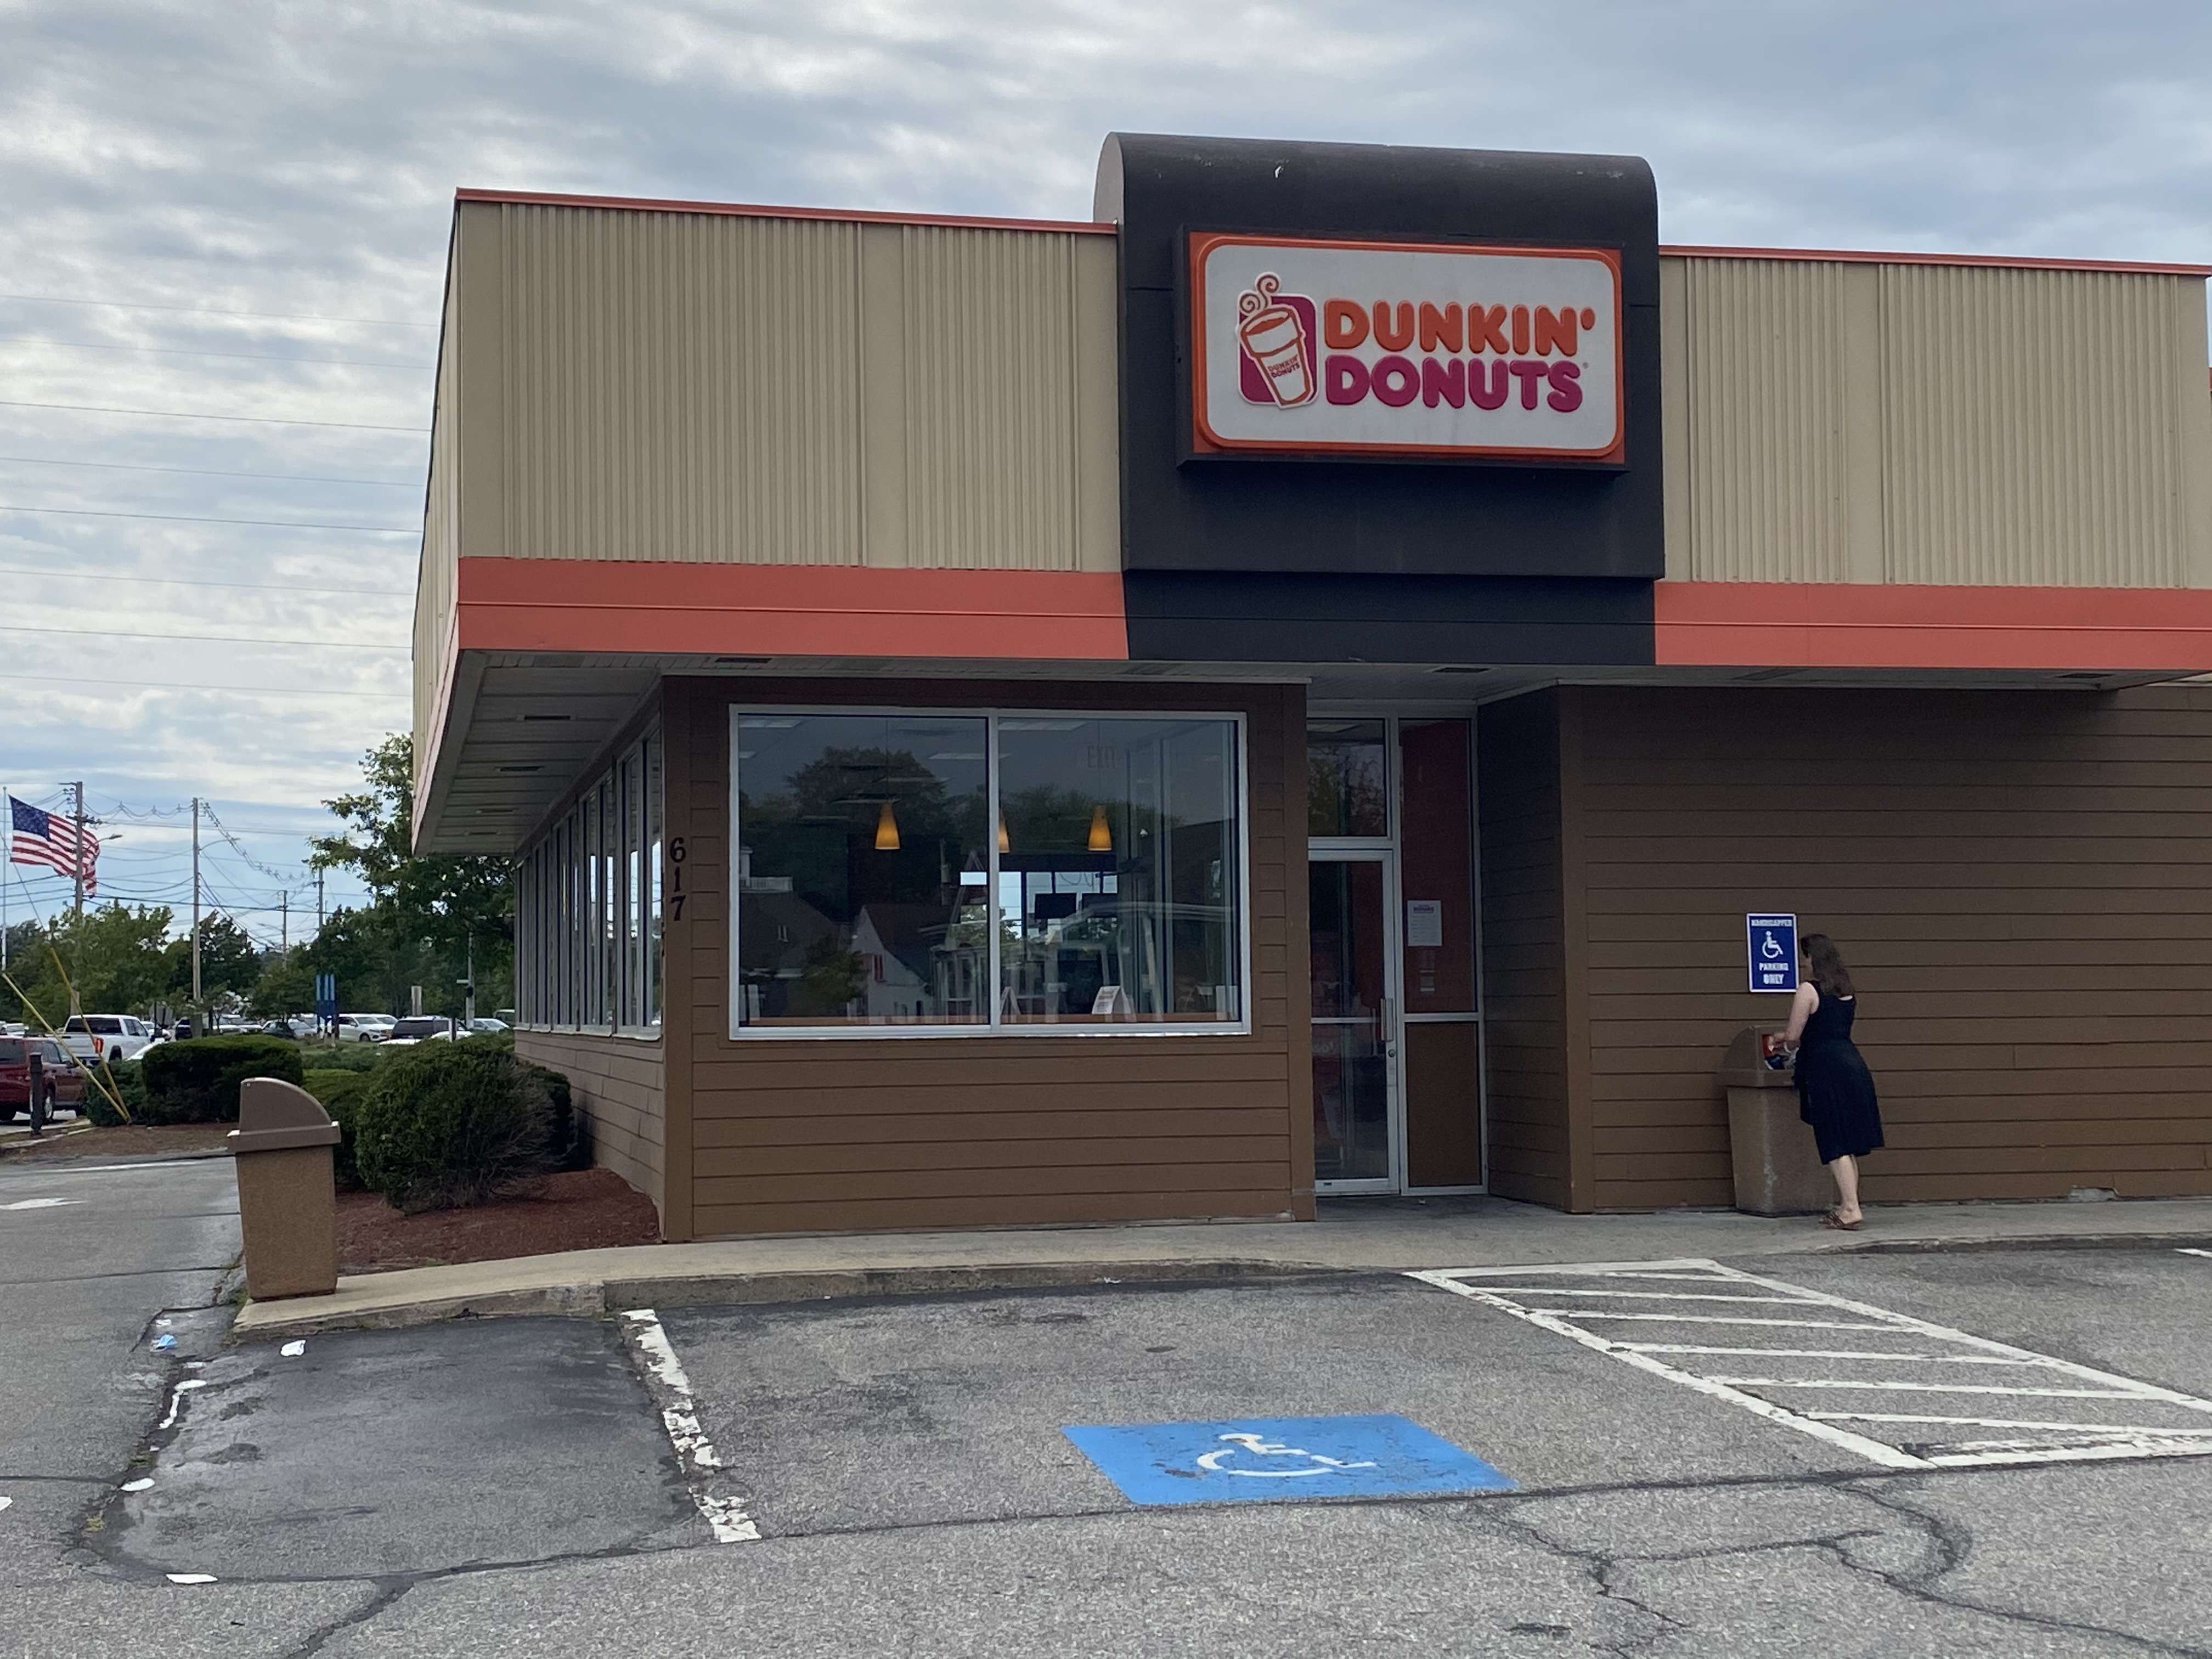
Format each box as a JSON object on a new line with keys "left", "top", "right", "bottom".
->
{"left": 1663, "top": 256, "right": 2212, "bottom": 586}
{"left": 413, "top": 258, "right": 463, "bottom": 796}
{"left": 453, "top": 201, "right": 1119, "bottom": 573}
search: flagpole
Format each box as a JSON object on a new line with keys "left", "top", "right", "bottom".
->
{"left": 71, "top": 781, "right": 85, "bottom": 922}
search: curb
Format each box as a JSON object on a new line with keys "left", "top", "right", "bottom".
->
{"left": 226, "top": 1229, "right": 2212, "bottom": 1342}
{"left": 1837, "top": 1231, "right": 2212, "bottom": 1256}
{"left": 0, "top": 1122, "right": 97, "bottom": 1156}
{"left": 231, "top": 1258, "right": 1345, "bottom": 1341}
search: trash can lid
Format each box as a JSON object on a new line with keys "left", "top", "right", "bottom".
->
{"left": 229, "top": 1076, "right": 341, "bottom": 1154}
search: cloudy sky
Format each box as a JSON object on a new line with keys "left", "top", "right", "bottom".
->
{"left": 2, "top": 0, "right": 2207, "bottom": 945}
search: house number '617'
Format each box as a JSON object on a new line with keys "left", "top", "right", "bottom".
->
{"left": 668, "top": 837, "right": 686, "bottom": 921}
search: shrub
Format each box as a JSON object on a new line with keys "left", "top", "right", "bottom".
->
{"left": 519, "top": 1058, "right": 587, "bottom": 1171}
{"left": 297, "top": 1042, "right": 386, "bottom": 1075}
{"left": 303, "top": 1069, "right": 375, "bottom": 1189}
{"left": 138, "top": 1036, "right": 304, "bottom": 1125}
{"left": 83, "top": 1057, "right": 143, "bottom": 1126}
{"left": 352, "top": 1041, "right": 554, "bottom": 1212}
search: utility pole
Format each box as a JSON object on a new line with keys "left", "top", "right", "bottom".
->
{"left": 190, "top": 797, "right": 202, "bottom": 1007}
{"left": 70, "top": 781, "right": 85, "bottom": 922}
{"left": 280, "top": 891, "right": 289, "bottom": 951}
{"left": 316, "top": 868, "right": 325, "bottom": 928}
{"left": 464, "top": 933, "right": 475, "bottom": 1024}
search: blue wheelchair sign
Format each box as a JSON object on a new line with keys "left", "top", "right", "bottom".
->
{"left": 1747, "top": 913, "right": 1799, "bottom": 994}
{"left": 1063, "top": 1414, "right": 1515, "bottom": 1506}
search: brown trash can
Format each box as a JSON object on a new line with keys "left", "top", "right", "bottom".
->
{"left": 1717, "top": 1026, "right": 1831, "bottom": 1217}
{"left": 228, "top": 1077, "right": 342, "bottom": 1300}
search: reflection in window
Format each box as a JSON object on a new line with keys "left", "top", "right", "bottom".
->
{"left": 735, "top": 714, "right": 991, "bottom": 1026}
{"left": 998, "top": 716, "right": 1240, "bottom": 1025}
{"left": 1307, "top": 719, "right": 1389, "bottom": 837}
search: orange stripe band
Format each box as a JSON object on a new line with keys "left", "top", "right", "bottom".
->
{"left": 454, "top": 560, "right": 1130, "bottom": 661}
{"left": 1655, "top": 582, "right": 2212, "bottom": 672}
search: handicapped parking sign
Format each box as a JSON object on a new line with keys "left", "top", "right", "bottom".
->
{"left": 1747, "top": 912, "right": 1799, "bottom": 994}
{"left": 1062, "top": 1414, "right": 1515, "bottom": 1506}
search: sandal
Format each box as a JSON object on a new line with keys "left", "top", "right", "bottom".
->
{"left": 1822, "top": 1210, "right": 1863, "bottom": 1232}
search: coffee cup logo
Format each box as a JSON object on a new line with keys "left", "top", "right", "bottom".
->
{"left": 1236, "top": 274, "right": 1317, "bottom": 408}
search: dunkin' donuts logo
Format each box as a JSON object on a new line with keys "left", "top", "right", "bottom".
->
{"left": 1237, "top": 274, "right": 1589, "bottom": 414}
{"left": 1237, "top": 275, "right": 1318, "bottom": 408}
{"left": 1195, "top": 235, "right": 1623, "bottom": 460}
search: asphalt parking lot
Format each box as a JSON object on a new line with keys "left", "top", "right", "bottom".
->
{"left": 37, "top": 1244, "right": 2212, "bottom": 1656}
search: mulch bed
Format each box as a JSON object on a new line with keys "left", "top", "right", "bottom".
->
{"left": 337, "top": 1167, "right": 660, "bottom": 1274}
{"left": 0, "top": 1121, "right": 236, "bottom": 1162}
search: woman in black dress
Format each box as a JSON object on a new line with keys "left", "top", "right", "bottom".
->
{"left": 1782, "top": 933, "right": 1883, "bottom": 1230}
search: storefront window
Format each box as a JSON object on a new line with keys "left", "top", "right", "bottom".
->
{"left": 998, "top": 715, "right": 1240, "bottom": 1026}
{"left": 1307, "top": 719, "right": 1389, "bottom": 837}
{"left": 516, "top": 726, "right": 663, "bottom": 1034}
{"left": 732, "top": 709, "right": 1246, "bottom": 1035}
{"left": 734, "top": 713, "right": 992, "bottom": 1027}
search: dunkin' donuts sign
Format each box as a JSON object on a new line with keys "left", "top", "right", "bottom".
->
{"left": 1189, "top": 233, "right": 1624, "bottom": 460}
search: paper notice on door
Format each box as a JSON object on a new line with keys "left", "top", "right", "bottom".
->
{"left": 1406, "top": 900, "right": 1443, "bottom": 950}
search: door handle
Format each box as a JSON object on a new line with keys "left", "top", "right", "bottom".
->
{"left": 1380, "top": 998, "right": 1397, "bottom": 1058}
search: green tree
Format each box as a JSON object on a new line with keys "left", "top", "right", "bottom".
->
{"left": 1, "top": 905, "right": 177, "bottom": 1025}
{"left": 312, "top": 735, "right": 512, "bottom": 963}
{"left": 252, "top": 949, "right": 315, "bottom": 1017}
{"left": 178, "top": 913, "right": 262, "bottom": 1001}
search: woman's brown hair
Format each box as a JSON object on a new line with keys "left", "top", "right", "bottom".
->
{"left": 1802, "top": 933, "right": 1855, "bottom": 998}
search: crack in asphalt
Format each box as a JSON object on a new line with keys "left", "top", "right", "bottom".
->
{"left": 44, "top": 1458, "right": 2206, "bottom": 1658}
{"left": 1832, "top": 1479, "right": 2212, "bottom": 1659}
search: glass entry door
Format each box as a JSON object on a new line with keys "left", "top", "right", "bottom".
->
{"left": 1310, "top": 854, "right": 1398, "bottom": 1189}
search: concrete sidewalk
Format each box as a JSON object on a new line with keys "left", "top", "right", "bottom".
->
{"left": 230, "top": 1192, "right": 2212, "bottom": 1340}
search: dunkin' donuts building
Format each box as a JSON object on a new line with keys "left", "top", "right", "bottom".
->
{"left": 412, "top": 134, "right": 2212, "bottom": 1239}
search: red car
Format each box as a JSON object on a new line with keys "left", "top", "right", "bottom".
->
{"left": 0, "top": 1035, "right": 88, "bottom": 1121}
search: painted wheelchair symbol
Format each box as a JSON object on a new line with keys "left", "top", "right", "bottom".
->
{"left": 1760, "top": 930, "right": 1786, "bottom": 960}
{"left": 1194, "top": 1431, "right": 1380, "bottom": 1479}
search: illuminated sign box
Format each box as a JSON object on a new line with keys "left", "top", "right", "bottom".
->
{"left": 1188, "top": 233, "right": 1624, "bottom": 462}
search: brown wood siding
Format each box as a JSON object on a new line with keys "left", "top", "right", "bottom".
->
{"left": 667, "top": 675, "right": 1309, "bottom": 1237}
{"left": 1477, "top": 691, "right": 1574, "bottom": 1209}
{"left": 1569, "top": 683, "right": 2212, "bottom": 1209}
{"left": 516, "top": 1029, "right": 667, "bottom": 1224}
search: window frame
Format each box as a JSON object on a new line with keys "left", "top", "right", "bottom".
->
{"left": 727, "top": 704, "right": 1252, "bottom": 1042}
{"left": 515, "top": 725, "right": 665, "bottom": 1041}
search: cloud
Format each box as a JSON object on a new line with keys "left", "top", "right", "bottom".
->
{"left": 1, "top": 0, "right": 2208, "bottom": 933}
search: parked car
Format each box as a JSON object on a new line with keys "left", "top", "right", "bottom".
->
{"left": 336, "top": 1013, "right": 395, "bottom": 1043}
{"left": 382, "top": 1016, "right": 458, "bottom": 1047}
{"left": 0, "top": 1035, "right": 87, "bottom": 1120}
{"left": 465, "top": 1018, "right": 510, "bottom": 1035}
{"left": 60, "top": 1014, "right": 156, "bottom": 1065}
{"left": 286, "top": 1014, "right": 321, "bottom": 1039}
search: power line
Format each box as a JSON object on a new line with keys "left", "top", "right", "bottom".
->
{"left": 0, "top": 291, "right": 437, "bottom": 328}
{"left": 0, "top": 455, "right": 417, "bottom": 488}
{"left": 0, "top": 503, "right": 417, "bottom": 533}
{"left": 0, "top": 673, "right": 406, "bottom": 700}
{"left": 0, "top": 399, "right": 427, "bottom": 433}
{"left": 0, "top": 336, "right": 433, "bottom": 370}
{"left": 0, "top": 562, "right": 412, "bottom": 598}
{"left": 0, "top": 623, "right": 406, "bottom": 651}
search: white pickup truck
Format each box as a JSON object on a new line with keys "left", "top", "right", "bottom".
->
{"left": 61, "top": 1014, "right": 157, "bottom": 1065}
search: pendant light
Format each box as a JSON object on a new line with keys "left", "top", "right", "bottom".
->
{"left": 1087, "top": 803, "right": 1113, "bottom": 854}
{"left": 874, "top": 799, "right": 901, "bottom": 851}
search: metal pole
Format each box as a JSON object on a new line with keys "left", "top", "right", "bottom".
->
{"left": 71, "top": 781, "right": 84, "bottom": 922}
{"left": 190, "top": 797, "right": 202, "bottom": 1006}
{"left": 465, "top": 933, "right": 475, "bottom": 1024}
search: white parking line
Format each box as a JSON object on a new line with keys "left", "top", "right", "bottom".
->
{"left": 1411, "top": 1260, "right": 2212, "bottom": 1472}
{"left": 617, "top": 1308, "right": 759, "bottom": 1544}
{"left": 2181, "top": 1249, "right": 2212, "bottom": 1261}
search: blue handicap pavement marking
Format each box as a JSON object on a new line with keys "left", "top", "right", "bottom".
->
{"left": 1062, "top": 1414, "right": 1515, "bottom": 1506}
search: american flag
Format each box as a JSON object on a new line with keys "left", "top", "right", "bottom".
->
{"left": 8, "top": 796, "right": 96, "bottom": 894}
